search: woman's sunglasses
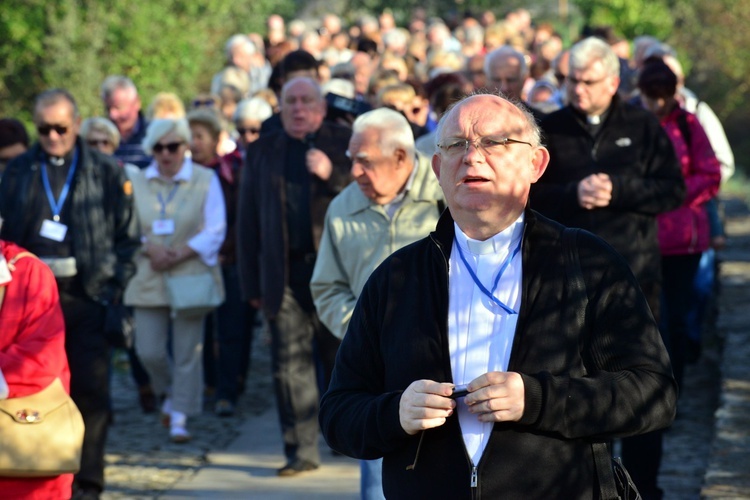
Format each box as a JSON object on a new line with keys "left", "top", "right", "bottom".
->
{"left": 152, "top": 141, "right": 183, "bottom": 154}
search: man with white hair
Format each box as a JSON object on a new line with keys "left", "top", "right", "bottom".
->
{"left": 533, "top": 37, "right": 685, "bottom": 499}
{"left": 102, "top": 75, "right": 151, "bottom": 169}
{"left": 311, "top": 107, "right": 444, "bottom": 498}
{"left": 211, "top": 34, "right": 270, "bottom": 98}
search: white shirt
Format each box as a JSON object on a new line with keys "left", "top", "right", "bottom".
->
{"left": 448, "top": 214, "right": 524, "bottom": 465}
{"left": 144, "top": 158, "right": 226, "bottom": 267}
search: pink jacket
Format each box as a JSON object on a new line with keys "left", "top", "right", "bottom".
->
{"left": 657, "top": 108, "right": 721, "bottom": 255}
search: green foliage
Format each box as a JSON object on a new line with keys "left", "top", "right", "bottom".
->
{"left": 0, "top": 0, "right": 289, "bottom": 129}
{"left": 573, "top": 0, "right": 673, "bottom": 39}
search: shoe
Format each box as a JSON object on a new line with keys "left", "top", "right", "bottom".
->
{"left": 214, "top": 399, "right": 235, "bottom": 417}
{"left": 72, "top": 483, "right": 101, "bottom": 500}
{"left": 276, "top": 459, "right": 319, "bottom": 477}
{"left": 169, "top": 411, "right": 191, "bottom": 443}
{"left": 138, "top": 385, "right": 157, "bottom": 413}
{"left": 160, "top": 397, "right": 172, "bottom": 427}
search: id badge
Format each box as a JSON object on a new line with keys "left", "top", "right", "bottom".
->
{"left": 152, "top": 219, "right": 175, "bottom": 235}
{"left": 0, "top": 255, "right": 11, "bottom": 286}
{"left": 40, "top": 219, "right": 68, "bottom": 242}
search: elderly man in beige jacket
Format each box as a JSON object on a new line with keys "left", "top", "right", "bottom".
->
{"left": 310, "top": 107, "right": 444, "bottom": 499}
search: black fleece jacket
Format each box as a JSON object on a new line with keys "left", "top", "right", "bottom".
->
{"left": 320, "top": 208, "right": 676, "bottom": 500}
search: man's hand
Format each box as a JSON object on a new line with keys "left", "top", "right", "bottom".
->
{"left": 464, "top": 372, "right": 525, "bottom": 423}
{"left": 577, "top": 173, "right": 612, "bottom": 210}
{"left": 399, "top": 380, "right": 456, "bottom": 435}
{"left": 306, "top": 148, "right": 333, "bottom": 180}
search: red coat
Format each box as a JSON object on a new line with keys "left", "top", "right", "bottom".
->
{"left": 656, "top": 108, "right": 721, "bottom": 255}
{"left": 0, "top": 240, "right": 73, "bottom": 499}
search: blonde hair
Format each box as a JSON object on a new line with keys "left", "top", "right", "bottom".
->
{"left": 146, "top": 92, "right": 186, "bottom": 120}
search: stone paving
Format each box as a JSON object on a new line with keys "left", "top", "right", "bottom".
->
{"left": 99, "top": 197, "right": 750, "bottom": 500}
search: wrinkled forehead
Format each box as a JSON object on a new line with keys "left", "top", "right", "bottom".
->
{"left": 440, "top": 96, "right": 528, "bottom": 138}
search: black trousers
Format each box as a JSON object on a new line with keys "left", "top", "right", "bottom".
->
{"left": 60, "top": 290, "right": 111, "bottom": 492}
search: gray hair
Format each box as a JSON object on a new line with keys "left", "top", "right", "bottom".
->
{"left": 34, "top": 88, "right": 79, "bottom": 119}
{"left": 281, "top": 76, "right": 324, "bottom": 103}
{"left": 484, "top": 45, "right": 529, "bottom": 78}
{"left": 569, "top": 37, "right": 620, "bottom": 77}
{"left": 352, "top": 107, "right": 415, "bottom": 159}
{"left": 435, "top": 91, "right": 543, "bottom": 150}
{"left": 225, "top": 34, "right": 256, "bottom": 62}
{"left": 101, "top": 75, "right": 138, "bottom": 102}
{"left": 234, "top": 97, "right": 273, "bottom": 123}
{"left": 80, "top": 117, "right": 121, "bottom": 149}
{"left": 141, "top": 118, "right": 191, "bottom": 155}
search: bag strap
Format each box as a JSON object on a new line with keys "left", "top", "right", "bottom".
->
{"left": 562, "top": 228, "right": 620, "bottom": 500}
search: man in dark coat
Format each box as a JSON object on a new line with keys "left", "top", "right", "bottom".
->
{"left": 0, "top": 88, "right": 139, "bottom": 499}
{"left": 237, "top": 76, "right": 352, "bottom": 476}
{"left": 531, "top": 37, "right": 685, "bottom": 499}
{"left": 319, "top": 93, "right": 676, "bottom": 499}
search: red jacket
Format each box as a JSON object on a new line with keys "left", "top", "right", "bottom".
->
{"left": 0, "top": 240, "right": 73, "bottom": 499}
{"left": 657, "top": 108, "right": 721, "bottom": 255}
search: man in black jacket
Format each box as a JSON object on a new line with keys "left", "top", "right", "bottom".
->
{"left": 319, "top": 92, "right": 676, "bottom": 499}
{"left": 237, "top": 76, "right": 352, "bottom": 477}
{"left": 0, "top": 89, "right": 139, "bottom": 500}
{"left": 531, "top": 37, "right": 685, "bottom": 499}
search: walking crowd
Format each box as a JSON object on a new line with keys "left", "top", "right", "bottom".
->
{"left": 0, "top": 6, "right": 734, "bottom": 500}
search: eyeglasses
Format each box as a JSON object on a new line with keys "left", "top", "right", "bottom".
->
{"left": 566, "top": 75, "right": 608, "bottom": 87}
{"left": 87, "top": 139, "right": 111, "bottom": 148}
{"left": 37, "top": 124, "right": 68, "bottom": 136}
{"left": 237, "top": 127, "right": 260, "bottom": 136}
{"left": 152, "top": 141, "right": 184, "bottom": 154}
{"left": 437, "top": 135, "right": 533, "bottom": 157}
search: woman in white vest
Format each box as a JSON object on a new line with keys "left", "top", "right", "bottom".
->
{"left": 124, "top": 118, "right": 226, "bottom": 443}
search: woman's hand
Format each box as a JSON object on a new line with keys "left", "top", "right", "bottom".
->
{"left": 144, "top": 242, "right": 173, "bottom": 272}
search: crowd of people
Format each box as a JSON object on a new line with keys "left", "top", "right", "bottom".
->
{"left": 0, "top": 6, "right": 734, "bottom": 500}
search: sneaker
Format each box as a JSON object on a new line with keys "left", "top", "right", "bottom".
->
{"left": 276, "top": 459, "right": 319, "bottom": 477}
{"left": 169, "top": 411, "right": 191, "bottom": 443}
{"left": 160, "top": 397, "right": 172, "bottom": 427}
{"left": 214, "top": 399, "right": 235, "bottom": 417}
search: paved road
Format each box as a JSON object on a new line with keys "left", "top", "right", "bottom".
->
{"left": 99, "top": 198, "right": 750, "bottom": 499}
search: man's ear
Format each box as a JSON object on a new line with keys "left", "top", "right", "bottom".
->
{"left": 431, "top": 153, "right": 441, "bottom": 181}
{"left": 529, "top": 146, "right": 550, "bottom": 183}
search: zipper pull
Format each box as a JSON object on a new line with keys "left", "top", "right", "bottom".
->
{"left": 471, "top": 466, "right": 478, "bottom": 488}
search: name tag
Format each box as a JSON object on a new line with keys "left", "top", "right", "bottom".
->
{"left": 40, "top": 219, "right": 68, "bottom": 242}
{"left": 152, "top": 219, "right": 175, "bottom": 235}
{"left": 0, "top": 255, "right": 11, "bottom": 286}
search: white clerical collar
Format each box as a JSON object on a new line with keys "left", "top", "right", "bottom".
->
{"left": 454, "top": 213, "right": 525, "bottom": 256}
{"left": 145, "top": 157, "right": 193, "bottom": 182}
{"left": 587, "top": 114, "right": 601, "bottom": 125}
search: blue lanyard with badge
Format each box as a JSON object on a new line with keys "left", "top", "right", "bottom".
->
{"left": 455, "top": 237, "right": 522, "bottom": 315}
{"left": 39, "top": 151, "right": 78, "bottom": 242}
{"left": 152, "top": 183, "right": 179, "bottom": 235}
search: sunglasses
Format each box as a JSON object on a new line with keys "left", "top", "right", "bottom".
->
{"left": 237, "top": 127, "right": 260, "bottom": 136}
{"left": 192, "top": 98, "right": 216, "bottom": 108}
{"left": 37, "top": 124, "right": 68, "bottom": 136}
{"left": 152, "top": 141, "right": 184, "bottom": 154}
{"left": 87, "top": 139, "right": 111, "bottom": 148}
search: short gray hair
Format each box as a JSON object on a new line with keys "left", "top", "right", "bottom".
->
{"left": 141, "top": 118, "right": 191, "bottom": 155}
{"left": 101, "top": 75, "right": 138, "bottom": 102}
{"left": 569, "top": 37, "right": 620, "bottom": 77}
{"left": 435, "top": 91, "right": 543, "bottom": 150}
{"left": 352, "top": 107, "right": 415, "bottom": 159}
{"left": 484, "top": 45, "right": 528, "bottom": 78}
{"left": 234, "top": 97, "right": 273, "bottom": 123}
{"left": 80, "top": 117, "right": 121, "bottom": 149}
{"left": 281, "top": 76, "right": 324, "bottom": 103}
{"left": 35, "top": 88, "right": 79, "bottom": 119}
{"left": 225, "top": 34, "right": 256, "bottom": 62}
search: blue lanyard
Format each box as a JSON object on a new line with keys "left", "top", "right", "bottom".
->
{"left": 157, "top": 184, "right": 180, "bottom": 218}
{"left": 40, "top": 150, "right": 78, "bottom": 222}
{"left": 455, "top": 237, "right": 522, "bottom": 315}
